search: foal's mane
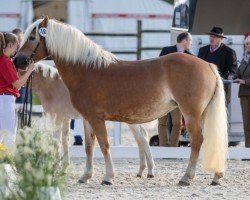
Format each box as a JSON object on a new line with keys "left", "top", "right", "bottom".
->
{"left": 22, "top": 19, "right": 117, "bottom": 69}
{"left": 34, "top": 62, "right": 58, "bottom": 79}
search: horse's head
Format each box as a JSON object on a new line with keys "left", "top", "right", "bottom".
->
{"left": 13, "top": 17, "right": 50, "bottom": 70}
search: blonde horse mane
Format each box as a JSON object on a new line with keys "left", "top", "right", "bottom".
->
{"left": 21, "top": 19, "right": 43, "bottom": 48}
{"left": 22, "top": 19, "right": 117, "bottom": 69}
{"left": 34, "top": 62, "right": 58, "bottom": 79}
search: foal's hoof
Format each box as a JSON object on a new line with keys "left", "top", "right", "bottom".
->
{"left": 137, "top": 174, "right": 142, "bottom": 178}
{"left": 147, "top": 174, "right": 154, "bottom": 178}
{"left": 178, "top": 179, "right": 190, "bottom": 186}
{"left": 210, "top": 181, "right": 220, "bottom": 186}
{"left": 101, "top": 180, "right": 113, "bottom": 185}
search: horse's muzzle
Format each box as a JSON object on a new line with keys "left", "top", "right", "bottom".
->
{"left": 13, "top": 53, "right": 29, "bottom": 70}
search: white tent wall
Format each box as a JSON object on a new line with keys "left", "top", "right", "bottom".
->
{"left": 20, "top": 0, "right": 34, "bottom": 30}
{"left": 0, "top": 0, "right": 33, "bottom": 32}
{"left": 68, "top": 0, "right": 92, "bottom": 32}
{"left": 0, "top": 0, "right": 21, "bottom": 32}
{"left": 68, "top": 0, "right": 174, "bottom": 60}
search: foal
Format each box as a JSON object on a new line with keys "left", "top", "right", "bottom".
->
{"left": 32, "top": 62, "right": 154, "bottom": 177}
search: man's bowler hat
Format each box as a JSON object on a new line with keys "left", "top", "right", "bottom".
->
{"left": 207, "top": 27, "right": 226, "bottom": 38}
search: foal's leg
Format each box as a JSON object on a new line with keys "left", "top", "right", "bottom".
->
{"left": 78, "top": 120, "right": 96, "bottom": 183}
{"left": 128, "top": 124, "right": 155, "bottom": 178}
{"left": 61, "top": 119, "right": 70, "bottom": 168}
{"left": 179, "top": 116, "right": 203, "bottom": 186}
{"left": 88, "top": 119, "right": 114, "bottom": 185}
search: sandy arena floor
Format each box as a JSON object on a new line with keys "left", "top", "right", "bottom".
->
{"left": 63, "top": 158, "right": 250, "bottom": 200}
{"left": 31, "top": 115, "right": 250, "bottom": 199}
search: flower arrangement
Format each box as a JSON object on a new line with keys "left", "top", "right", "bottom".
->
{"left": 0, "top": 128, "right": 66, "bottom": 200}
{"left": 0, "top": 143, "right": 5, "bottom": 151}
{"left": 0, "top": 144, "right": 13, "bottom": 165}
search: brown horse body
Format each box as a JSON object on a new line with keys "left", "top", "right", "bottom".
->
{"left": 14, "top": 18, "right": 228, "bottom": 186}
{"left": 31, "top": 62, "right": 154, "bottom": 177}
{"left": 55, "top": 56, "right": 215, "bottom": 124}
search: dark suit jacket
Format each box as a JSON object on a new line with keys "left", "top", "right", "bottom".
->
{"left": 236, "top": 58, "right": 250, "bottom": 97}
{"left": 159, "top": 45, "right": 191, "bottom": 56}
{"left": 198, "top": 43, "right": 237, "bottom": 79}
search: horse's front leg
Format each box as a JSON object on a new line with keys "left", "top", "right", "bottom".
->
{"left": 87, "top": 119, "right": 114, "bottom": 185}
{"left": 128, "top": 124, "right": 155, "bottom": 178}
{"left": 179, "top": 118, "right": 203, "bottom": 186}
{"left": 61, "top": 119, "right": 70, "bottom": 169}
{"left": 78, "top": 119, "right": 96, "bottom": 183}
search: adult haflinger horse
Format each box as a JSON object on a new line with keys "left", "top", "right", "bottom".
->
{"left": 14, "top": 17, "right": 228, "bottom": 186}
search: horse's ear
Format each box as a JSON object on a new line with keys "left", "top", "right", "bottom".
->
{"left": 41, "top": 16, "right": 49, "bottom": 27}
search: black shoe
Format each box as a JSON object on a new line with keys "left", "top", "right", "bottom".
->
{"left": 74, "top": 135, "right": 83, "bottom": 145}
{"left": 241, "top": 159, "right": 250, "bottom": 161}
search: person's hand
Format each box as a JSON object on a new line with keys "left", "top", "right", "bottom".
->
{"left": 228, "top": 74, "right": 234, "bottom": 80}
{"left": 27, "top": 60, "right": 35, "bottom": 72}
{"left": 234, "top": 78, "right": 245, "bottom": 84}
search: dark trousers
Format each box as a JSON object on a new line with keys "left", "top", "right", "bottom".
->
{"left": 224, "top": 84, "right": 231, "bottom": 106}
{"left": 15, "top": 87, "right": 31, "bottom": 104}
{"left": 240, "top": 97, "right": 250, "bottom": 147}
{"left": 158, "top": 108, "right": 182, "bottom": 146}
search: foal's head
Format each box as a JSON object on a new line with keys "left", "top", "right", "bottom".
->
{"left": 13, "top": 17, "right": 49, "bottom": 70}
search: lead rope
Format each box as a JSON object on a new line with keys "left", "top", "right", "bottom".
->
{"left": 20, "top": 73, "right": 33, "bottom": 128}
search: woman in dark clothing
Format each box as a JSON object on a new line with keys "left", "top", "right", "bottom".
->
{"left": 235, "top": 36, "right": 250, "bottom": 147}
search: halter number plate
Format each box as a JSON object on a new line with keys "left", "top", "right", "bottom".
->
{"left": 39, "top": 28, "right": 47, "bottom": 37}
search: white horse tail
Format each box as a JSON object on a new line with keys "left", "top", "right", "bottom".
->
{"left": 201, "top": 63, "right": 228, "bottom": 173}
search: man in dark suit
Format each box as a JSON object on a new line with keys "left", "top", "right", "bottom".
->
{"left": 198, "top": 27, "right": 237, "bottom": 106}
{"left": 160, "top": 32, "right": 192, "bottom": 56}
{"left": 158, "top": 32, "right": 192, "bottom": 147}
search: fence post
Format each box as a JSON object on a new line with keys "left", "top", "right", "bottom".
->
{"left": 137, "top": 20, "right": 142, "bottom": 60}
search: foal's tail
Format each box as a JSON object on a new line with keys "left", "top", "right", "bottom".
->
{"left": 201, "top": 63, "right": 228, "bottom": 173}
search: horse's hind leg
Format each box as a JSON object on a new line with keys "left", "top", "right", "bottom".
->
{"left": 211, "top": 172, "right": 224, "bottom": 185}
{"left": 88, "top": 119, "right": 114, "bottom": 185}
{"left": 128, "top": 124, "right": 146, "bottom": 177}
{"left": 179, "top": 116, "right": 203, "bottom": 186}
{"left": 79, "top": 120, "right": 96, "bottom": 183}
{"left": 62, "top": 119, "right": 70, "bottom": 168}
{"left": 128, "top": 124, "right": 155, "bottom": 178}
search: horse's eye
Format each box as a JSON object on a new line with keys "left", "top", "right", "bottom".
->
{"left": 29, "top": 36, "right": 35, "bottom": 41}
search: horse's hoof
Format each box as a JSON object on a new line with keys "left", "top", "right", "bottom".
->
{"left": 210, "top": 181, "right": 220, "bottom": 186}
{"left": 178, "top": 180, "right": 190, "bottom": 186}
{"left": 137, "top": 174, "right": 142, "bottom": 178}
{"left": 147, "top": 174, "right": 154, "bottom": 178}
{"left": 101, "top": 180, "right": 113, "bottom": 185}
{"left": 78, "top": 179, "right": 89, "bottom": 184}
